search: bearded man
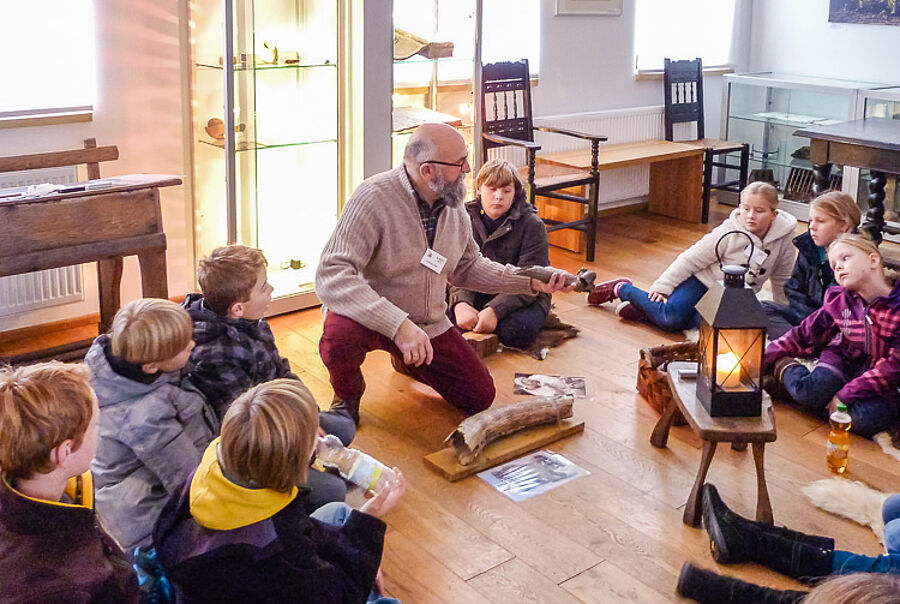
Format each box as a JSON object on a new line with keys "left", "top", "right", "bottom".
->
{"left": 315, "top": 123, "right": 572, "bottom": 427}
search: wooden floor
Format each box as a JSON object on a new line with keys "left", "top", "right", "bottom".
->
{"left": 3, "top": 203, "right": 896, "bottom": 602}
{"left": 267, "top": 204, "right": 898, "bottom": 603}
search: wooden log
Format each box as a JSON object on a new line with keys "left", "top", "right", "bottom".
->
{"left": 463, "top": 332, "right": 499, "bottom": 358}
{"left": 448, "top": 395, "right": 575, "bottom": 465}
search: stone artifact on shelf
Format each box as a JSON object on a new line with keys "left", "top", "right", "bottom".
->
{"left": 393, "top": 27, "right": 454, "bottom": 61}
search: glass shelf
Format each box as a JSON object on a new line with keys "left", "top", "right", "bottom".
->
{"left": 729, "top": 113, "right": 842, "bottom": 128}
{"left": 199, "top": 137, "right": 337, "bottom": 152}
{"left": 195, "top": 61, "right": 336, "bottom": 71}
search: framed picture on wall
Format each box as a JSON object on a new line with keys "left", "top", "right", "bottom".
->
{"left": 555, "top": 0, "right": 623, "bottom": 16}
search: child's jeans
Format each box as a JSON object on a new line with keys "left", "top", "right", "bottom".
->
{"left": 618, "top": 276, "right": 707, "bottom": 332}
{"left": 311, "top": 502, "right": 401, "bottom": 604}
{"left": 828, "top": 495, "right": 900, "bottom": 575}
{"left": 781, "top": 364, "right": 900, "bottom": 438}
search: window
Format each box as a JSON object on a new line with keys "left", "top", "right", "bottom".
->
{"left": 0, "top": 1, "right": 96, "bottom": 120}
{"left": 634, "top": 0, "right": 737, "bottom": 73}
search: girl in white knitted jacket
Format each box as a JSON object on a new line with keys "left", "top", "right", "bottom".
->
{"left": 588, "top": 182, "right": 797, "bottom": 332}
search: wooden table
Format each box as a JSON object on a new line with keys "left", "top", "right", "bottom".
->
{"left": 535, "top": 140, "right": 705, "bottom": 224}
{"left": 650, "top": 361, "right": 777, "bottom": 527}
{"left": 0, "top": 174, "right": 180, "bottom": 363}
{"left": 795, "top": 118, "right": 900, "bottom": 244}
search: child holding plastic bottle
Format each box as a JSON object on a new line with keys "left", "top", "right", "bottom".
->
{"left": 764, "top": 233, "right": 900, "bottom": 437}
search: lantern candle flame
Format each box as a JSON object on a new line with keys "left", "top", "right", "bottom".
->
{"left": 716, "top": 351, "right": 742, "bottom": 389}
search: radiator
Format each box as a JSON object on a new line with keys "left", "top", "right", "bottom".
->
{"left": 0, "top": 167, "right": 84, "bottom": 318}
{"left": 488, "top": 105, "right": 694, "bottom": 206}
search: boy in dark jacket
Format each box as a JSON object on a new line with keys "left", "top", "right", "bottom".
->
{"left": 450, "top": 159, "right": 551, "bottom": 349}
{"left": 185, "top": 244, "right": 355, "bottom": 511}
{"left": 154, "top": 378, "right": 405, "bottom": 604}
{"left": 0, "top": 361, "right": 140, "bottom": 603}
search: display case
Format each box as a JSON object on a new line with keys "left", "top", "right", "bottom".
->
{"left": 721, "top": 73, "right": 891, "bottom": 219}
{"left": 855, "top": 87, "right": 900, "bottom": 239}
{"left": 391, "top": 0, "right": 477, "bottom": 185}
{"left": 189, "top": 0, "right": 345, "bottom": 313}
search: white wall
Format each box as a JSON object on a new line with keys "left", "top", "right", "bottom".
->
{"left": 749, "top": 0, "right": 900, "bottom": 84}
{"left": 534, "top": 0, "right": 753, "bottom": 139}
{"left": 0, "top": 0, "right": 192, "bottom": 331}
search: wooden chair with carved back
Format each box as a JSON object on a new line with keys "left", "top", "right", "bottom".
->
{"left": 481, "top": 59, "right": 607, "bottom": 261}
{"left": 664, "top": 58, "right": 750, "bottom": 223}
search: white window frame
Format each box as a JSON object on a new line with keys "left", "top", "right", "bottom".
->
{"left": 633, "top": 0, "right": 738, "bottom": 76}
{"left": 0, "top": 1, "right": 96, "bottom": 127}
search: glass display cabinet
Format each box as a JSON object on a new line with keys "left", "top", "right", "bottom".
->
{"left": 856, "top": 87, "right": 900, "bottom": 241}
{"left": 189, "top": 0, "right": 345, "bottom": 312}
{"left": 721, "top": 73, "right": 890, "bottom": 219}
{"left": 391, "top": 0, "right": 477, "bottom": 187}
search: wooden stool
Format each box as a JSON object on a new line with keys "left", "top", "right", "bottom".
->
{"left": 649, "top": 361, "right": 777, "bottom": 527}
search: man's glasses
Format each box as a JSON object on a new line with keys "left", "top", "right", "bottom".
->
{"left": 422, "top": 158, "right": 469, "bottom": 169}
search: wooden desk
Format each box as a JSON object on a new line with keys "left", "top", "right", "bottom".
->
{"left": 650, "top": 362, "right": 777, "bottom": 527}
{"left": 795, "top": 118, "right": 900, "bottom": 243}
{"left": 0, "top": 174, "right": 180, "bottom": 363}
{"left": 536, "top": 140, "right": 705, "bottom": 224}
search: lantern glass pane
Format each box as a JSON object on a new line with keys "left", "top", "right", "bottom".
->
{"left": 715, "top": 328, "right": 764, "bottom": 390}
{"left": 698, "top": 318, "right": 715, "bottom": 382}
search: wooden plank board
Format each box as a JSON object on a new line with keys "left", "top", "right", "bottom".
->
{"left": 424, "top": 417, "right": 585, "bottom": 482}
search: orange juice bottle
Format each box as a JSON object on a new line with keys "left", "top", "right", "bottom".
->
{"left": 826, "top": 403, "right": 851, "bottom": 474}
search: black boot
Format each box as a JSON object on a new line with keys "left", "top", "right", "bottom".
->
{"left": 329, "top": 398, "right": 360, "bottom": 427}
{"left": 702, "top": 483, "right": 834, "bottom": 581}
{"left": 702, "top": 483, "right": 834, "bottom": 558}
{"left": 676, "top": 562, "right": 808, "bottom": 604}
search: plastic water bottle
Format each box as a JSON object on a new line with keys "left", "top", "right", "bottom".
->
{"left": 826, "top": 403, "right": 852, "bottom": 475}
{"left": 316, "top": 434, "right": 396, "bottom": 493}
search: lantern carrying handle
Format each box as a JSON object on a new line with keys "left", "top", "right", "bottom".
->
{"left": 714, "top": 230, "right": 754, "bottom": 270}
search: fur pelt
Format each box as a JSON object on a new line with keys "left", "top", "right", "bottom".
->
{"left": 802, "top": 478, "right": 889, "bottom": 549}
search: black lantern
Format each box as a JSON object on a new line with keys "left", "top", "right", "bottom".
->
{"left": 695, "top": 231, "right": 767, "bottom": 417}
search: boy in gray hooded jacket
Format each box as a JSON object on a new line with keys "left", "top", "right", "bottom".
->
{"left": 85, "top": 298, "right": 218, "bottom": 591}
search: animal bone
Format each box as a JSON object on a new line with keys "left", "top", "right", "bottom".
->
{"left": 447, "top": 395, "right": 574, "bottom": 465}
{"left": 513, "top": 266, "right": 597, "bottom": 292}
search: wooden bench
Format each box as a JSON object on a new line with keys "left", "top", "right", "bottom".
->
{"left": 0, "top": 140, "right": 179, "bottom": 363}
{"left": 534, "top": 140, "right": 704, "bottom": 252}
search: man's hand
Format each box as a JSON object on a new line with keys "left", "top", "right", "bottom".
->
{"left": 393, "top": 318, "right": 433, "bottom": 367}
{"left": 454, "top": 302, "right": 479, "bottom": 330}
{"left": 473, "top": 307, "right": 498, "bottom": 334}
{"left": 531, "top": 269, "right": 577, "bottom": 294}
{"left": 360, "top": 468, "right": 406, "bottom": 518}
{"left": 648, "top": 290, "right": 669, "bottom": 303}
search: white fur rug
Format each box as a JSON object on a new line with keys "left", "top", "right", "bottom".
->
{"left": 802, "top": 478, "right": 889, "bottom": 550}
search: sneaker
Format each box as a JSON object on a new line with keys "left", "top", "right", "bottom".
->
{"left": 615, "top": 301, "right": 647, "bottom": 323}
{"left": 701, "top": 483, "right": 749, "bottom": 564}
{"left": 587, "top": 278, "right": 631, "bottom": 305}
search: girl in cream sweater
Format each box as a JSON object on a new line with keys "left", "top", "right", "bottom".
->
{"left": 588, "top": 182, "right": 797, "bottom": 332}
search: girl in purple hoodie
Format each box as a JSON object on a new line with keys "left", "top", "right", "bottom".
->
{"left": 764, "top": 234, "right": 900, "bottom": 437}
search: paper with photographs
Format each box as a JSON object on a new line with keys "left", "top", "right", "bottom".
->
{"left": 479, "top": 449, "right": 589, "bottom": 502}
{"left": 513, "top": 372, "right": 587, "bottom": 398}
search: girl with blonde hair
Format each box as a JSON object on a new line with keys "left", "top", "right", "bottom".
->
{"left": 765, "top": 233, "right": 900, "bottom": 437}
{"left": 763, "top": 191, "right": 860, "bottom": 338}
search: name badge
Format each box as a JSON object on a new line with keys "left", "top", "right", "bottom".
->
{"left": 745, "top": 244, "right": 769, "bottom": 266}
{"left": 421, "top": 248, "right": 447, "bottom": 273}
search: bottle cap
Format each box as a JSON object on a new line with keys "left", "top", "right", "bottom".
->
{"left": 837, "top": 402, "right": 848, "bottom": 413}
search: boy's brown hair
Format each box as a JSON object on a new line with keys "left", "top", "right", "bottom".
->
{"left": 110, "top": 298, "right": 192, "bottom": 364}
{"left": 475, "top": 158, "right": 525, "bottom": 200}
{"left": 198, "top": 245, "right": 268, "bottom": 315}
{"left": 810, "top": 191, "right": 861, "bottom": 232}
{"left": 0, "top": 362, "right": 95, "bottom": 480}
{"left": 740, "top": 181, "right": 779, "bottom": 210}
{"left": 219, "top": 378, "right": 318, "bottom": 492}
